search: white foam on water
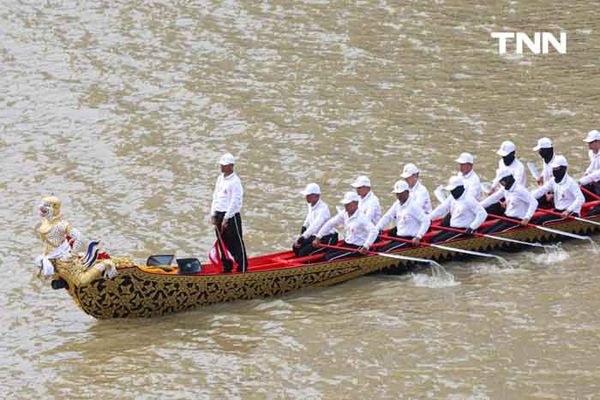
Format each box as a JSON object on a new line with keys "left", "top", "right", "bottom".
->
{"left": 410, "top": 262, "right": 460, "bottom": 288}
{"left": 472, "top": 261, "right": 523, "bottom": 275}
{"left": 495, "top": 257, "right": 516, "bottom": 270}
{"left": 587, "top": 238, "right": 600, "bottom": 254}
{"left": 530, "top": 243, "right": 570, "bottom": 265}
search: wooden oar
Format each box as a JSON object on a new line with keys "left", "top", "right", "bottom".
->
{"left": 536, "top": 208, "right": 600, "bottom": 228}
{"left": 527, "top": 162, "right": 541, "bottom": 181}
{"left": 319, "top": 243, "right": 437, "bottom": 265}
{"left": 488, "top": 213, "right": 590, "bottom": 241}
{"left": 433, "top": 224, "right": 553, "bottom": 249}
{"left": 581, "top": 186, "right": 600, "bottom": 201}
{"left": 380, "top": 234, "right": 508, "bottom": 263}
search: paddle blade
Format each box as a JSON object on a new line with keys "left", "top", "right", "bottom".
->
{"left": 527, "top": 162, "right": 541, "bottom": 180}
{"left": 480, "top": 182, "right": 492, "bottom": 194}
{"left": 433, "top": 185, "right": 447, "bottom": 204}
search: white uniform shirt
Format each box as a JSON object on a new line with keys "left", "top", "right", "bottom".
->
{"left": 491, "top": 159, "right": 527, "bottom": 190}
{"left": 210, "top": 173, "right": 243, "bottom": 219}
{"left": 460, "top": 170, "right": 482, "bottom": 200}
{"left": 430, "top": 192, "right": 487, "bottom": 230}
{"left": 481, "top": 183, "right": 537, "bottom": 220}
{"left": 541, "top": 156, "right": 555, "bottom": 185}
{"left": 410, "top": 181, "right": 432, "bottom": 214}
{"left": 358, "top": 191, "right": 382, "bottom": 225}
{"left": 532, "top": 174, "right": 585, "bottom": 214}
{"left": 375, "top": 197, "right": 430, "bottom": 239}
{"left": 317, "top": 210, "right": 378, "bottom": 249}
{"left": 580, "top": 150, "right": 600, "bottom": 185}
{"left": 301, "top": 200, "right": 334, "bottom": 238}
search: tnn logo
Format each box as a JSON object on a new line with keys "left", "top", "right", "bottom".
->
{"left": 491, "top": 32, "right": 567, "bottom": 54}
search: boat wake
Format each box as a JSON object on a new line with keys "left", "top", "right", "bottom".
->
{"left": 530, "top": 243, "right": 570, "bottom": 265}
{"left": 587, "top": 238, "right": 600, "bottom": 254}
{"left": 411, "top": 263, "right": 460, "bottom": 288}
{"left": 473, "top": 262, "right": 522, "bottom": 275}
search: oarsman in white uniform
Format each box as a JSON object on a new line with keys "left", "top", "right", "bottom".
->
{"left": 375, "top": 180, "right": 430, "bottom": 252}
{"left": 486, "top": 140, "right": 527, "bottom": 215}
{"left": 429, "top": 176, "right": 487, "bottom": 243}
{"left": 401, "top": 163, "right": 432, "bottom": 214}
{"left": 532, "top": 137, "right": 556, "bottom": 185}
{"left": 455, "top": 152, "right": 481, "bottom": 200}
{"left": 351, "top": 175, "right": 382, "bottom": 225}
{"left": 293, "top": 183, "right": 338, "bottom": 257}
{"left": 210, "top": 153, "right": 248, "bottom": 273}
{"left": 532, "top": 137, "right": 556, "bottom": 208}
{"left": 491, "top": 140, "right": 527, "bottom": 190}
{"left": 531, "top": 155, "right": 585, "bottom": 224}
{"left": 579, "top": 129, "right": 600, "bottom": 201}
{"left": 480, "top": 169, "right": 538, "bottom": 233}
{"left": 313, "top": 192, "right": 378, "bottom": 261}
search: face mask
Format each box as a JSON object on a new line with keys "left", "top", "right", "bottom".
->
{"left": 450, "top": 186, "right": 465, "bottom": 199}
{"left": 500, "top": 175, "right": 515, "bottom": 190}
{"left": 553, "top": 166, "right": 567, "bottom": 183}
{"left": 538, "top": 148, "right": 554, "bottom": 164}
{"left": 502, "top": 152, "right": 516, "bottom": 166}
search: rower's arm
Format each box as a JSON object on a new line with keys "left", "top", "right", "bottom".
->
{"left": 302, "top": 207, "right": 328, "bottom": 239}
{"left": 421, "top": 190, "right": 433, "bottom": 214}
{"left": 316, "top": 213, "right": 343, "bottom": 238}
{"left": 522, "top": 187, "right": 538, "bottom": 220}
{"left": 580, "top": 168, "right": 600, "bottom": 185}
{"left": 414, "top": 205, "right": 431, "bottom": 239}
{"left": 480, "top": 189, "right": 503, "bottom": 209}
{"left": 301, "top": 208, "right": 310, "bottom": 230}
{"left": 429, "top": 197, "right": 450, "bottom": 221}
{"left": 567, "top": 180, "right": 585, "bottom": 214}
{"left": 469, "top": 198, "right": 488, "bottom": 230}
{"left": 531, "top": 180, "right": 552, "bottom": 199}
{"left": 375, "top": 204, "right": 396, "bottom": 231}
{"left": 363, "top": 221, "right": 378, "bottom": 250}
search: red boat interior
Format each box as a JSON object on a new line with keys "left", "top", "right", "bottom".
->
{"left": 144, "top": 200, "right": 600, "bottom": 276}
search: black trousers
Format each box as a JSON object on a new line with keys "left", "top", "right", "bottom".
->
{"left": 323, "top": 242, "right": 361, "bottom": 261}
{"left": 429, "top": 214, "right": 464, "bottom": 243}
{"left": 483, "top": 219, "right": 520, "bottom": 234}
{"left": 537, "top": 194, "right": 554, "bottom": 209}
{"left": 214, "top": 212, "right": 248, "bottom": 272}
{"left": 531, "top": 209, "right": 579, "bottom": 225}
{"left": 293, "top": 233, "right": 338, "bottom": 257}
{"left": 485, "top": 201, "right": 505, "bottom": 216}
{"left": 582, "top": 182, "right": 600, "bottom": 201}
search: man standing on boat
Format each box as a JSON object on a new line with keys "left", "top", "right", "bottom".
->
{"left": 455, "top": 152, "right": 481, "bottom": 200}
{"left": 480, "top": 169, "right": 537, "bottom": 233}
{"left": 351, "top": 175, "right": 382, "bottom": 225}
{"left": 293, "top": 183, "right": 338, "bottom": 257}
{"left": 210, "top": 153, "right": 248, "bottom": 273}
{"left": 375, "top": 180, "right": 430, "bottom": 252}
{"left": 313, "top": 192, "right": 378, "bottom": 261}
{"left": 579, "top": 129, "right": 600, "bottom": 200}
{"left": 429, "top": 176, "right": 487, "bottom": 243}
{"left": 401, "top": 163, "right": 432, "bottom": 214}
{"left": 531, "top": 155, "right": 585, "bottom": 224}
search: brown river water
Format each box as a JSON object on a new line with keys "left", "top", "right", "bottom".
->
{"left": 1, "top": 0, "right": 600, "bottom": 398}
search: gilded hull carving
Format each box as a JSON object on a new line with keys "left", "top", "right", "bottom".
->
{"left": 50, "top": 217, "right": 599, "bottom": 319}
